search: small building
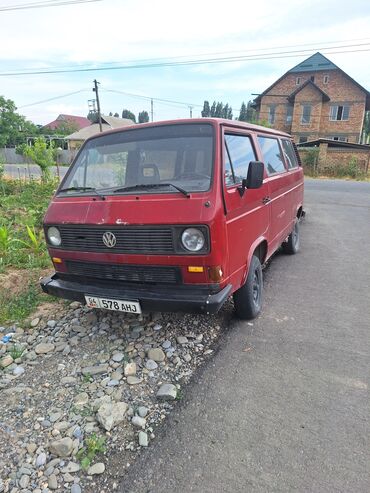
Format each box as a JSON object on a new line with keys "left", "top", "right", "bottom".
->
{"left": 43, "top": 114, "right": 91, "bottom": 132}
{"left": 66, "top": 115, "right": 134, "bottom": 150}
{"left": 253, "top": 52, "right": 370, "bottom": 144}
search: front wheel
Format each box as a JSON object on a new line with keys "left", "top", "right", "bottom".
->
{"left": 282, "top": 219, "right": 300, "bottom": 254}
{"left": 233, "top": 255, "right": 263, "bottom": 320}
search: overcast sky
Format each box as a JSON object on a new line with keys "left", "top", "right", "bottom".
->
{"left": 0, "top": 0, "right": 369, "bottom": 125}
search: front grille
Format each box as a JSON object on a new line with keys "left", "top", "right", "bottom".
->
{"left": 66, "top": 261, "right": 181, "bottom": 284}
{"left": 56, "top": 225, "right": 174, "bottom": 254}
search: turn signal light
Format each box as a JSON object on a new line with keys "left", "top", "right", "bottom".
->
{"left": 188, "top": 266, "right": 204, "bottom": 273}
{"left": 52, "top": 257, "right": 62, "bottom": 264}
{"left": 208, "top": 266, "right": 223, "bottom": 282}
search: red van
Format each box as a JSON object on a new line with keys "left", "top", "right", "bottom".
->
{"left": 41, "top": 118, "right": 304, "bottom": 319}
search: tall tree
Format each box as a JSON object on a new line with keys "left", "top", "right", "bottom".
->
{"left": 121, "top": 109, "right": 136, "bottom": 122}
{"left": 138, "top": 110, "right": 149, "bottom": 123}
{"left": 215, "top": 102, "right": 223, "bottom": 117}
{"left": 113, "top": 112, "right": 119, "bottom": 118}
{"left": 246, "top": 101, "right": 257, "bottom": 122}
{"left": 210, "top": 101, "right": 217, "bottom": 117}
{"left": 201, "top": 101, "right": 211, "bottom": 117}
{"left": 238, "top": 102, "right": 248, "bottom": 121}
{"left": 0, "top": 95, "right": 38, "bottom": 147}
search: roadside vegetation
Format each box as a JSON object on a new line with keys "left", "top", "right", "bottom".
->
{"left": 300, "top": 149, "right": 368, "bottom": 180}
{"left": 0, "top": 177, "right": 56, "bottom": 325}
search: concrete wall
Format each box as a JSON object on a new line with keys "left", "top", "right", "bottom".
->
{"left": 0, "top": 148, "right": 76, "bottom": 165}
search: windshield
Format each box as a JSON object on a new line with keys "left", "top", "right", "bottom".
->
{"left": 61, "top": 123, "right": 214, "bottom": 195}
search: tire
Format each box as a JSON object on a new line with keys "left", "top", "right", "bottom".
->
{"left": 282, "top": 219, "right": 300, "bottom": 255}
{"left": 233, "top": 255, "right": 263, "bottom": 320}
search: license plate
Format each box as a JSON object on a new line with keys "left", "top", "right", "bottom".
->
{"left": 84, "top": 295, "right": 142, "bottom": 314}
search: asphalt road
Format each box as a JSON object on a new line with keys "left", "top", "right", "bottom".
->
{"left": 121, "top": 178, "right": 370, "bottom": 493}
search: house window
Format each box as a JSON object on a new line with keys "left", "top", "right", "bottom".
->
{"left": 286, "top": 105, "right": 293, "bottom": 123}
{"left": 330, "top": 105, "right": 350, "bottom": 121}
{"left": 296, "top": 77, "right": 301, "bottom": 85}
{"left": 268, "top": 106, "right": 276, "bottom": 125}
{"left": 299, "top": 136, "right": 308, "bottom": 143}
{"left": 301, "top": 104, "right": 311, "bottom": 124}
{"left": 331, "top": 136, "right": 348, "bottom": 142}
{"left": 310, "top": 75, "right": 315, "bottom": 82}
{"left": 323, "top": 75, "right": 329, "bottom": 84}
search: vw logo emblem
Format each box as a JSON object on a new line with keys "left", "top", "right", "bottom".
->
{"left": 102, "top": 231, "right": 117, "bottom": 248}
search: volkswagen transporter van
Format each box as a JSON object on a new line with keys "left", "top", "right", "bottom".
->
{"left": 40, "top": 118, "right": 304, "bottom": 319}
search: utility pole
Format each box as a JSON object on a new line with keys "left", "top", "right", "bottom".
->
{"left": 189, "top": 106, "right": 193, "bottom": 118}
{"left": 151, "top": 98, "right": 154, "bottom": 122}
{"left": 93, "top": 79, "right": 103, "bottom": 132}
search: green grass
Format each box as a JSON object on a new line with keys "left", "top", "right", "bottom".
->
{"left": 0, "top": 178, "right": 57, "bottom": 324}
{"left": 0, "top": 282, "right": 45, "bottom": 325}
{"left": 9, "top": 344, "right": 24, "bottom": 360}
{"left": 76, "top": 433, "right": 106, "bottom": 470}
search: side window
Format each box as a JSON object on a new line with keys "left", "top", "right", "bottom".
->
{"left": 258, "top": 136, "right": 286, "bottom": 175}
{"left": 224, "top": 134, "right": 256, "bottom": 185}
{"left": 224, "top": 145, "right": 234, "bottom": 186}
{"left": 281, "top": 139, "right": 299, "bottom": 169}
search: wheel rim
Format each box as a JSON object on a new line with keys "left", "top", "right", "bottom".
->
{"left": 252, "top": 269, "right": 261, "bottom": 307}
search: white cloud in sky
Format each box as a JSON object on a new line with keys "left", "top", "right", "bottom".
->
{"left": 0, "top": 0, "right": 369, "bottom": 124}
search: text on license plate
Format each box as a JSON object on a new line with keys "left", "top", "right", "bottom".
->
{"left": 85, "top": 296, "right": 141, "bottom": 314}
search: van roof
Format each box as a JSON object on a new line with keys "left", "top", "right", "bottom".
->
{"left": 84, "top": 117, "right": 292, "bottom": 144}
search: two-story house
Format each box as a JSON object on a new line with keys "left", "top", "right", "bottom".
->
{"left": 253, "top": 52, "right": 370, "bottom": 144}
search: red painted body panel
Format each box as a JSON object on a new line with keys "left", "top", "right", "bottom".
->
{"left": 43, "top": 118, "right": 303, "bottom": 310}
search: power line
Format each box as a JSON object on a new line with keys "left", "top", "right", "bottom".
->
{"left": 1, "top": 44, "right": 370, "bottom": 77}
{"left": 18, "top": 89, "right": 87, "bottom": 108}
{"left": 4, "top": 36, "right": 370, "bottom": 74}
{"left": 0, "top": 0, "right": 102, "bottom": 12}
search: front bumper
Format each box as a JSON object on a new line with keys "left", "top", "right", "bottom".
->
{"left": 40, "top": 274, "right": 232, "bottom": 315}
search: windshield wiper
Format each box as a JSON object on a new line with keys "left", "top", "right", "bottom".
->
{"left": 113, "top": 183, "right": 190, "bottom": 197}
{"left": 57, "top": 186, "right": 105, "bottom": 200}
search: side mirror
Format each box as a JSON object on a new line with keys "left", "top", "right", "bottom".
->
{"left": 238, "top": 161, "right": 264, "bottom": 196}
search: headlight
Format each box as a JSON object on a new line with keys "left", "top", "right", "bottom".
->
{"left": 47, "top": 227, "right": 61, "bottom": 246}
{"left": 181, "top": 228, "right": 205, "bottom": 252}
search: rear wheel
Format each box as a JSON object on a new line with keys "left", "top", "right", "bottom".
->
{"left": 282, "top": 219, "right": 300, "bottom": 254}
{"left": 233, "top": 255, "right": 263, "bottom": 320}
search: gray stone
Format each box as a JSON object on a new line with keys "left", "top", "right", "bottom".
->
{"left": 145, "top": 359, "right": 158, "bottom": 370}
{"left": 176, "top": 336, "right": 188, "bottom": 345}
{"left": 87, "top": 462, "right": 105, "bottom": 475}
{"left": 107, "top": 379, "right": 119, "bottom": 387}
{"left": 123, "top": 362, "right": 136, "bottom": 376}
{"left": 61, "top": 461, "right": 80, "bottom": 473}
{"left": 13, "top": 365, "right": 25, "bottom": 376}
{"left": 183, "top": 353, "right": 192, "bottom": 363}
{"left": 138, "top": 406, "right": 149, "bottom": 418}
{"left": 81, "top": 364, "right": 108, "bottom": 376}
{"left": 131, "top": 416, "right": 146, "bottom": 429}
{"left": 26, "top": 443, "right": 37, "bottom": 454}
{"left": 71, "top": 484, "right": 82, "bottom": 493}
{"left": 48, "top": 474, "right": 58, "bottom": 490}
{"left": 30, "top": 317, "right": 40, "bottom": 327}
{"left": 73, "top": 392, "right": 89, "bottom": 407}
{"left": 112, "top": 352, "right": 124, "bottom": 362}
{"left": 139, "top": 431, "right": 148, "bottom": 447}
{"left": 54, "top": 421, "right": 71, "bottom": 432}
{"left": 19, "top": 475, "right": 30, "bottom": 488}
{"left": 60, "top": 376, "right": 77, "bottom": 385}
{"left": 35, "top": 343, "right": 55, "bottom": 355}
{"left": 96, "top": 401, "right": 128, "bottom": 431}
{"left": 49, "top": 437, "right": 73, "bottom": 457}
{"left": 36, "top": 452, "right": 47, "bottom": 467}
{"left": 153, "top": 323, "right": 162, "bottom": 331}
{"left": 126, "top": 376, "right": 143, "bottom": 385}
{"left": 49, "top": 412, "right": 62, "bottom": 423}
{"left": 162, "top": 340, "right": 171, "bottom": 349}
{"left": 156, "top": 383, "right": 177, "bottom": 401}
{"left": 47, "top": 320, "right": 57, "bottom": 328}
{"left": 63, "top": 472, "right": 74, "bottom": 482}
{"left": 147, "top": 348, "right": 165, "bottom": 362}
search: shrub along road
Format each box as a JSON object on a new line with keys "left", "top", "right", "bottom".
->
{"left": 120, "top": 178, "right": 370, "bottom": 493}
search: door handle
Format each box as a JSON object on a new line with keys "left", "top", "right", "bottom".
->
{"left": 262, "top": 196, "right": 271, "bottom": 205}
